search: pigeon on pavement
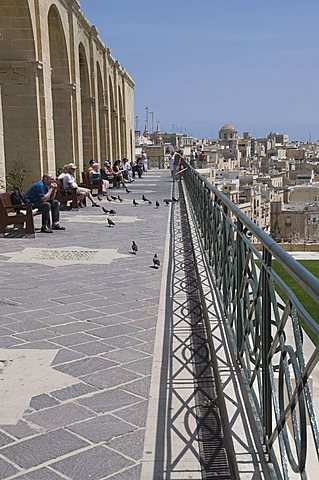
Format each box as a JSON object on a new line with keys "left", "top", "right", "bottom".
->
{"left": 133, "top": 199, "right": 138, "bottom": 206}
{"left": 109, "top": 209, "right": 116, "bottom": 215}
{"left": 107, "top": 218, "right": 115, "bottom": 227}
{"left": 153, "top": 254, "right": 160, "bottom": 269}
{"left": 126, "top": 188, "right": 131, "bottom": 193}
{"left": 132, "top": 241, "right": 138, "bottom": 254}
{"left": 102, "top": 207, "right": 109, "bottom": 214}
{"left": 118, "top": 196, "right": 123, "bottom": 202}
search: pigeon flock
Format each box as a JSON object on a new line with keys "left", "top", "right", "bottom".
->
{"left": 98, "top": 182, "right": 179, "bottom": 269}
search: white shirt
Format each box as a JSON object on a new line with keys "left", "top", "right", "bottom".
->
{"left": 63, "top": 173, "right": 77, "bottom": 189}
{"left": 169, "top": 153, "right": 176, "bottom": 171}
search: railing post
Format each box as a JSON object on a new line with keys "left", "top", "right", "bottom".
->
{"left": 236, "top": 220, "right": 243, "bottom": 356}
{"left": 222, "top": 203, "right": 228, "bottom": 310}
{"left": 261, "top": 247, "right": 272, "bottom": 449}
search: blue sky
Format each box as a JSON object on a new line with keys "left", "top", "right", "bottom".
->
{"left": 80, "top": 0, "right": 319, "bottom": 140}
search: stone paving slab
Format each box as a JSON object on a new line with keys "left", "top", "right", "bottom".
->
{"left": 0, "top": 171, "right": 172, "bottom": 479}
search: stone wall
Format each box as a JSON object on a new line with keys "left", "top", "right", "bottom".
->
{"left": 0, "top": 0, "right": 135, "bottom": 189}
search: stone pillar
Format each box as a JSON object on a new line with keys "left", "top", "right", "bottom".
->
{"left": 51, "top": 83, "right": 75, "bottom": 168}
{"left": 0, "top": 60, "right": 43, "bottom": 188}
{"left": 68, "top": 3, "right": 80, "bottom": 171}
{"left": 89, "top": 29, "right": 98, "bottom": 162}
{"left": 0, "top": 86, "right": 5, "bottom": 191}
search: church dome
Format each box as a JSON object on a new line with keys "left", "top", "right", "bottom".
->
{"left": 219, "top": 123, "right": 237, "bottom": 132}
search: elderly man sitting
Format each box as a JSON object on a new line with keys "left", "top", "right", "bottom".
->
{"left": 63, "top": 163, "right": 100, "bottom": 208}
{"left": 24, "top": 174, "right": 66, "bottom": 233}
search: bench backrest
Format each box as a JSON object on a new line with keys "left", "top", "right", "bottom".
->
{"left": 0, "top": 192, "right": 13, "bottom": 206}
{"left": 0, "top": 193, "right": 14, "bottom": 213}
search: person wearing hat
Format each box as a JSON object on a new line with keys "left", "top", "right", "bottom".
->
{"left": 63, "top": 164, "right": 100, "bottom": 208}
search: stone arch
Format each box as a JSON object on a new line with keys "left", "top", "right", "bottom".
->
{"left": 118, "top": 85, "right": 127, "bottom": 158}
{"left": 79, "top": 42, "right": 93, "bottom": 165}
{"left": 96, "top": 62, "right": 107, "bottom": 162}
{"left": 109, "top": 76, "right": 118, "bottom": 160}
{"left": 0, "top": 0, "right": 35, "bottom": 61}
{"left": 0, "top": 0, "right": 41, "bottom": 187}
{"left": 48, "top": 5, "right": 73, "bottom": 167}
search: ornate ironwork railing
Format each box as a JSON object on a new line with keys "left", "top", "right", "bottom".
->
{"left": 183, "top": 162, "right": 319, "bottom": 479}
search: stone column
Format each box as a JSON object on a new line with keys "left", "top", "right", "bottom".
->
{"left": 0, "top": 60, "right": 43, "bottom": 187}
{"left": 0, "top": 86, "right": 5, "bottom": 191}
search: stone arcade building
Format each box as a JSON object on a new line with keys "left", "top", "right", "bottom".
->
{"left": 0, "top": 0, "right": 135, "bottom": 188}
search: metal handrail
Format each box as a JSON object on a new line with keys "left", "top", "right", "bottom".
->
{"left": 183, "top": 161, "right": 319, "bottom": 479}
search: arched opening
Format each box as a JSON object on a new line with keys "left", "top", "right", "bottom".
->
{"left": 109, "top": 77, "right": 118, "bottom": 161}
{"left": 118, "top": 86, "right": 127, "bottom": 158}
{"left": 0, "top": 0, "right": 41, "bottom": 187}
{"left": 97, "top": 63, "right": 107, "bottom": 162}
{"left": 48, "top": 5, "right": 73, "bottom": 168}
{"left": 79, "top": 43, "right": 93, "bottom": 166}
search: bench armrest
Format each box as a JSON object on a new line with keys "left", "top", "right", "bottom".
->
{"left": 3, "top": 203, "right": 31, "bottom": 210}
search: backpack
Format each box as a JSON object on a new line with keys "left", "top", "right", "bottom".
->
{"left": 10, "top": 188, "right": 24, "bottom": 206}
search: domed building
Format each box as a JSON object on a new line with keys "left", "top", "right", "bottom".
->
{"left": 218, "top": 124, "right": 238, "bottom": 141}
{"left": 217, "top": 123, "right": 240, "bottom": 168}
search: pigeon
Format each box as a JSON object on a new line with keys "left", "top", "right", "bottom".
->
{"left": 109, "top": 209, "right": 116, "bottom": 215}
{"left": 132, "top": 241, "right": 138, "bottom": 254}
{"left": 106, "top": 195, "right": 113, "bottom": 202}
{"left": 133, "top": 199, "right": 138, "bottom": 206}
{"left": 118, "top": 195, "right": 123, "bottom": 202}
{"left": 126, "top": 188, "right": 131, "bottom": 194}
{"left": 111, "top": 195, "right": 117, "bottom": 201}
{"left": 153, "top": 254, "right": 160, "bottom": 269}
{"left": 164, "top": 200, "right": 169, "bottom": 206}
{"left": 142, "top": 195, "right": 150, "bottom": 202}
{"left": 98, "top": 196, "right": 103, "bottom": 201}
{"left": 148, "top": 200, "right": 152, "bottom": 205}
{"left": 102, "top": 207, "right": 109, "bottom": 214}
{"left": 172, "top": 196, "right": 178, "bottom": 202}
{"left": 107, "top": 218, "right": 115, "bottom": 227}
{"left": 155, "top": 201, "right": 160, "bottom": 207}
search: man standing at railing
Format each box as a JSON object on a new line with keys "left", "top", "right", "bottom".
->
{"left": 169, "top": 150, "right": 184, "bottom": 181}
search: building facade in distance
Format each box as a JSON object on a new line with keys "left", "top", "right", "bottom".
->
{"left": 0, "top": 0, "right": 135, "bottom": 188}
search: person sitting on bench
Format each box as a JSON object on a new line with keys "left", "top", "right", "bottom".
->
{"left": 24, "top": 174, "right": 66, "bottom": 233}
{"left": 89, "top": 163, "right": 109, "bottom": 195}
{"left": 63, "top": 163, "right": 100, "bottom": 208}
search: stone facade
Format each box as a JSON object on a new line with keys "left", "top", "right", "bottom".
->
{"left": 0, "top": 0, "right": 135, "bottom": 189}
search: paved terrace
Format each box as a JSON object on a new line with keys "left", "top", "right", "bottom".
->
{"left": 0, "top": 171, "right": 266, "bottom": 480}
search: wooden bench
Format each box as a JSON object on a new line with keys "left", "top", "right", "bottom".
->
{"left": 0, "top": 192, "right": 38, "bottom": 238}
{"left": 81, "top": 172, "right": 103, "bottom": 195}
{"left": 55, "top": 180, "right": 79, "bottom": 210}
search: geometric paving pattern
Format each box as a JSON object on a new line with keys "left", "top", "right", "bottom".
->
{"left": 1, "top": 247, "right": 129, "bottom": 266}
{"left": 66, "top": 215, "right": 143, "bottom": 224}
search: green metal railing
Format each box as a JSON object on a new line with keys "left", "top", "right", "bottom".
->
{"left": 183, "top": 162, "right": 319, "bottom": 479}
